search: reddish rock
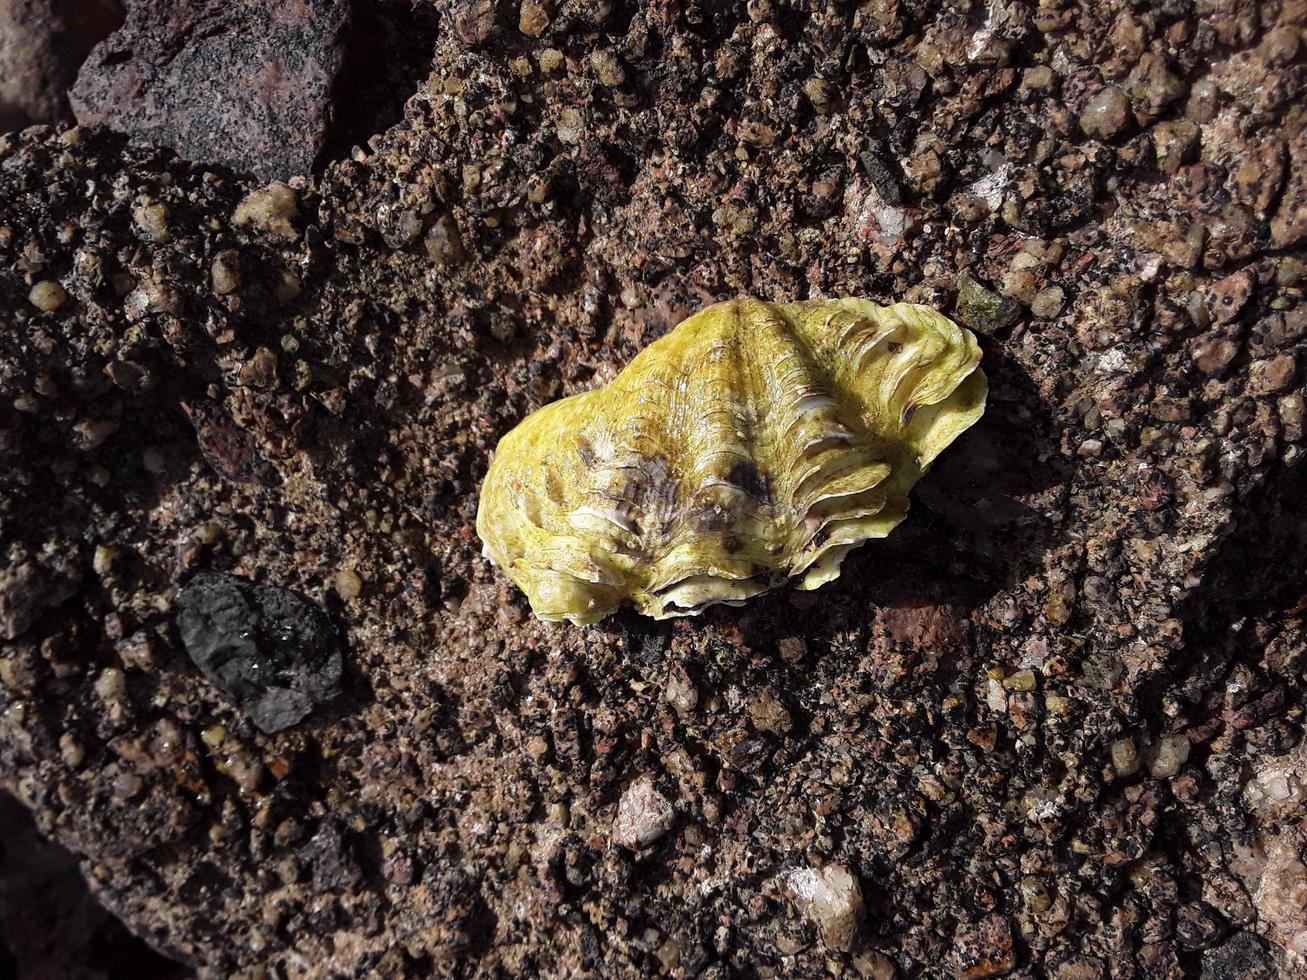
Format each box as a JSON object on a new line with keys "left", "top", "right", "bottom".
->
{"left": 69, "top": 0, "right": 350, "bottom": 180}
{"left": 880, "top": 602, "right": 971, "bottom": 653}
{"left": 0, "top": 0, "right": 121, "bottom": 130}
{"left": 1271, "top": 134, "right": 1307, "bottom": 248}
{"left": 1207, "top": 268, "right": 1256, "bottom": 324}
{"left": 951, "top": 915, "right": 1017, "bottom": 978}
{"left": 1194, "top": 337, "right": 1239, "bottom": 375}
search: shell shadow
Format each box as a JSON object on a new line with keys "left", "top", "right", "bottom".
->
{"left": 796, "top": 344, "right": 1068, "bottom": 619}
{"left": 1172, "top": 449, "right": 1307, "bottom": 643}
{"left": 615, "top": 345, "right": 1069, "bottom": 672}
{"left": 1160, "top": 450, "right": 1307, "bottom": 723}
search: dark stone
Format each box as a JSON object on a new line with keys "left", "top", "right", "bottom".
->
{"left": 173, "top": 572, "right": 343, "bottom": 733}
{"left": 1200, "top": 931, "right": 1281, "bottom": 980}
{"left": 69, "top": 0, "right": 351, "bottom": 181}
{"left": 954, "top": 273, "right": 1022, "bottom": 336}
{"left": 860, "top": 146, "right": 904, "bottom": 206}
{"left": 303, "top": 822, "right": 361, "bottom": 889}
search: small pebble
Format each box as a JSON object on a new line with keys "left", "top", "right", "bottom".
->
{"left": 782, "top": 864, "right": 865, "bottom": 952}
{"left": 74, "top": 419, "right": 119, "bottom": 450}
{"left": 612, "top": 774, "right": 674, "bottom": 849}
{"left": 956, "top": 273, "right": 1021, "bottom": 335}
{"left": 1249, "top": 353, "right": 1297, "bottom": 395}
{"left": 590, "top": 49, "right": 625, "bottom": 86}
{"left": 232, "top": 182, "right": 300, "bottom": 240}
{"left": 1031, "top": 285, "right": 1065, "bottom": 319}
{"left": 28, "top": 280, "right": 66, "bottom": 311}
{"left": 519, "top": 0, "right": 551, "bottom": 36}
{"left": 1003, "top": 669, "right": 1037, "bottom": 692}
{"left": 425, "top": 213, "right": 466, "bottom": 266}
{"left": 803, "top": 78, "right": 833, "bottom": 113}
{"left": 92, "top": 545, "right": 118, "bottom": 576}
{"left": 1146, "top": 735, "right": 1190, "bottom": 778}
{"left": 334, "top": 568, "right": 363, "bottom": 600}
{"left": 133, "top": 199, "right": 171, "bottom": 242}
{"left": 94, "top": 667, "right": 126, "bottom": 702}
{"left": 1079, "top": 86, "right": 1132, "bottom": 140}
{"left": 212, "top": 250, "right": 241, "bottom": 295}
{"left": 1111, "top": 737, "right": 1140, "bottom": 776}
{"left": 747, "top": 687, "right": 792, "bottom": 733}
{"left": 556, "top": 108, "right": 584, "bottom": 145}
{"left": 59, "top": 733, "right": 85, "bottom": 768}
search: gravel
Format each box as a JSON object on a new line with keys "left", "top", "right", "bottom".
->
{"left": 0, "top": 0, "right": 1305, "bottom": 976}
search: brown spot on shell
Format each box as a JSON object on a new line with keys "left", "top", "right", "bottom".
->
{"left": 727, "top": 459, "right": 772, "bottom": 500}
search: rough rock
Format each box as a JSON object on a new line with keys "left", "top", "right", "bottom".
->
{"left": 950, "top": 914, "right": 1016, "bottom": 978}
{"left": 0, "top": 0, "right": 121, "bottom": 131}
{"left": 955, "top": 273, "right": 1022, "bottom": 335}
{"left": 1201, "top": 931, "right": 1283, "bottom": 980}
{"left": 173, "top": 573, "right": 343, "bottom": 733}
{"left": 1079, "top": 85, "right": 1132, "bottom": 140}
{"left": 611, "top": 774, "right": 673, "bottom": 850}
{"left": 0, "top": 790, "right": 181, "bottom": 978}
{"left": 69, "top": 0, "right": 350, "bottom": 180}
{"left": 781, "top": 864, "right": 866, "bottom": 952}
{"left": 0, "top": 559, "right": 80, "bottom": 641}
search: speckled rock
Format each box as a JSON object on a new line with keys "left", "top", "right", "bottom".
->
{"left": 69, "top": 0, "right": 350, "bottom": 180}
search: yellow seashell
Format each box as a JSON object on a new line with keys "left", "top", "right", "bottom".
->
{"left": 476, "top": 297, "right": 987, "bottom": 624}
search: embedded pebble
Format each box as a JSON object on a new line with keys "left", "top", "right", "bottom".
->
{"left": 211, "top": 250, "right": 241, "bottom": 295}
{"left": 28, "top": 279, "right": 66, "bottom": 311}
{"left": 132, "top": 199, "right": 171, "bottom": 242}
{"left": 612, "top": 774, "right": 674, "bottom": 850}
{"left": 232, "top": 182, "right": 301, "bottom": 240}
{"left": 518, "top": 0, "right": 551, "bottom": 36}
{"left": 781, "top": 864, "right": 865, "bottom": 952}
{"left": 1147, "top": 735, "right": 1191, "bottom": 779}
{"left": 424, "top": 213, "right": 466, "bottom": 266}
{"left": 1030, "top": 286, "right": 1065, "bottom": 319}
{"left": 1079, "top": 86, "right": 1132, "bottom": 140}
{"left": 955, "top": 273, "right": 1021, "bottom": 335}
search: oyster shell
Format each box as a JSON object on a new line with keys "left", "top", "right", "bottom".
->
{"left": 476, "top": 297, "right": 987, "bottom": 624}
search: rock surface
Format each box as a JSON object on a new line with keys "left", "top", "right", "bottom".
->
{"left": 1, "top": 0, "right": 1306, "bottom": 976}
{"left": 0, "top": 789, "right": 183, "bottom": 979}
{"left": 69, "top": 0, "right": 351, "bottom": 180}
{"left": 0, "top": 0, "right": 122, "bottom": 131}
